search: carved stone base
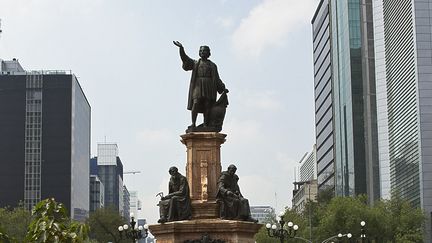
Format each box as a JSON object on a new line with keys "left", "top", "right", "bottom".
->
{"left": 149, "top": 219, "right": 262, "bottom": 243}
{"left": 181, "top": 132, "right": 226, "bottom": 203}
{"left": 191, "top": 201, "right": 219, "bottom": 219}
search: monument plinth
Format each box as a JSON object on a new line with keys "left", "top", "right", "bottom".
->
{"left": 150, "top": 219, "right": 262, "bottom": 243}
{"left": 181, "top": 132, "right": 225, "bottom": 219}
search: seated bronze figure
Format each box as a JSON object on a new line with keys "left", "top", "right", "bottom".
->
{"left": 216, "top": 164, "right": 257, "bottom": 222}
{"left": 158, "top": 166, "right": 192, "bottom": 223}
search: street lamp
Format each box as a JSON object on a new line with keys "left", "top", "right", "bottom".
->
{"left": 359, "top": 221, "right": 366, "bottom": 242}
{"left": 118, "top": 213, "right": 149, "bottom": 243}
{"left": 266, "top": 212, "right": 312, "bottom": 243}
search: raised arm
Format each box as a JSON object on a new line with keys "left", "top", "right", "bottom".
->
{"left": 173, "top": 40, "right": 194, "bottom": 71}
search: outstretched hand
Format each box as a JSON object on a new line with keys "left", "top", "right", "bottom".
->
{"left": 173, "top": 41, "right": 183, "bottom": 48}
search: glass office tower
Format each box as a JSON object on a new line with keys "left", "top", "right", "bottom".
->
{"left": 312, "top": 0, "right": 380, "bottom": 202}
{"left": 312, "top": 0, "right": 335, "bottom": 194}
{"left": 378, "top": 0, "right": 432, "bottom": 240}
{"left": 330, "top": 0, "right": 380, "bottom": 202}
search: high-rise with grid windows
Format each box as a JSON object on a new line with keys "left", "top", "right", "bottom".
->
{"left": 372, "top": 0, "right": 432, "bottom": 240}
{"left": 0, "top": 59, "right": 90, "bottom": 221}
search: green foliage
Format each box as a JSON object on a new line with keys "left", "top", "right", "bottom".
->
{"left": 86, "top": 206, "right": 127, "bottom": 243}
{"left": 0, "top": 204, "right": 32, "bottom": 242}
{"left": 255, "top": 195, "right": 425, "bottom": 243}
{"left": 25, "top": 198, "right": 89, "bottom": 243}
{"left": 0, "top": 226, "right": 17, "bottom": 243}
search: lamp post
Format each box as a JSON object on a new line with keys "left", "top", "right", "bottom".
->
{"left": 266, "top": 212, "right": 312, "bottom": 243}
{"left": 118, "top": 213, "right": 149, "bottom": 243}
{"left": 359, "top": 221, "right": 366, "bottom": 243}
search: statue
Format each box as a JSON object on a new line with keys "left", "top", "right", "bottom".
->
{"left": 173, "top": 41, "right": 229, "bottom": 133}
{"left": 157, "top": 166, "right": 192, "bottom": 223}
{"left": 216, "top": 164, "right": 257, "bottom": 222}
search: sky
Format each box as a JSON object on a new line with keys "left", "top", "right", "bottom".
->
{"left": 0, "top": 0, "right": 319, "bottom": 223}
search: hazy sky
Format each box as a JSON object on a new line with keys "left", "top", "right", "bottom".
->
{"left": 0, "top": 0, "right": 318, "bottom": 223}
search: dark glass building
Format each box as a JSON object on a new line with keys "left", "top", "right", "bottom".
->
{"left": 89, "top": 175, "right": 104, "bottom": 212}
{"left": 312, "top": 0, "right": 335, "bottom": 194}
{"left": 91, "top": 144, "right": 124, "bottom": 214}
{"left": 312, "top": 0, "right": 380, "bottom": 203}
{"left": 0, "top": 59, "right": 91, "bottom": 220}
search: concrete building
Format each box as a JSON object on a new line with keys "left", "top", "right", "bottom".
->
{"left": 292, "top": 180, "right": 318, "bottom": 214}
{"left": 292, "top": 146, "right": 318, "bottom": 213}
{"left": 372, "top": 0, "right": 432, "bottom": 240}
{"left": 0, "top": 59, "right": 91, "bottom": 220}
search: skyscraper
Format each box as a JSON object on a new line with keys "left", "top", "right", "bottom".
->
{"left": 312, "top": 0, "right": 380, "bottom": 203}
{"left": 373, "top": 0, "right": 432, "bottom": 240}
{"left": 92, "top": 143, "right": 124, "bottom": 213}
{"left": 331, "top": 0, "right": 379, "bottom": 202}
{"left": 0, "top": 59, "right": 91, "bottom": 220}
{"left": 312, "top": 0, "right": 335, "bottom": 195}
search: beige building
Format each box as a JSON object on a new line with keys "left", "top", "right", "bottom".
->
{"left": 292, "top": 180, "right": 318, "bottom": 214}
{"left": 292, "top": 146, "right": 318, "bottom": 213}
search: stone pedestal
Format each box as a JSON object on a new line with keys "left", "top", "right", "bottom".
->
{"left": 181, "top": 132, "right": 226, "bottom": 219}
{"left": 149, "top": 219, "right": 262, "bottom": 243}
{"left": 150, "top": 132, "right": 262, "bottom": 243}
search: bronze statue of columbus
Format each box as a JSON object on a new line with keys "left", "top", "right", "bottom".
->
{"left": 173, "top": 41, "right": 229, "bottom": 132}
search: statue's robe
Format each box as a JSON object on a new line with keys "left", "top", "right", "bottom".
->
{"left": 179, "top": 47, "right": 226, "bottom": 113}
{"left": 216, "top": 171, "right": 252, "bottom": 220}
{"left": 159, "top": 174, "right": 192, "bottom": 221}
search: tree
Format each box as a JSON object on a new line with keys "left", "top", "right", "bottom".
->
{"left": 87, "top": 207, "right": 128, "bottom": 243}
{"left": 313, "top": 195, "right": 425, "bottom": 242}
{"left": 374, "top": 194, "right": 424, "bottom": 242}
{"left": 0, "top": 226, "right": 17, "bottom": 243}
{"left": 25, "top": 198, "right": 89, "bottom": 243}
{"left": 0, "top": 204, "right": 32, "bottom": 242}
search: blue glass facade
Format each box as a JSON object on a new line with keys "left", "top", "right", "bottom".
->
{"left": 329, "top": 0, "right": 379, "bottom": 200}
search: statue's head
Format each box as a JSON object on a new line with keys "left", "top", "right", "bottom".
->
{"left": 168, "top": 166, "right": 178, "bottom": 176}
{"left": 199, "top": 46, "right": 211, "bottom": 59}
{"left": 227, "top": 164, "right": 237, "bottom": 175}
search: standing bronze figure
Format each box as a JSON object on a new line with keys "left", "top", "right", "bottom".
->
{"left": 173, "top": 41, "right": 229, "bottom": 132}
{"left": 217, "top": 164, "right": 257, "bottom": 222}
{"left": 157, "top": 166, "right": 192, "bottom": 223}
